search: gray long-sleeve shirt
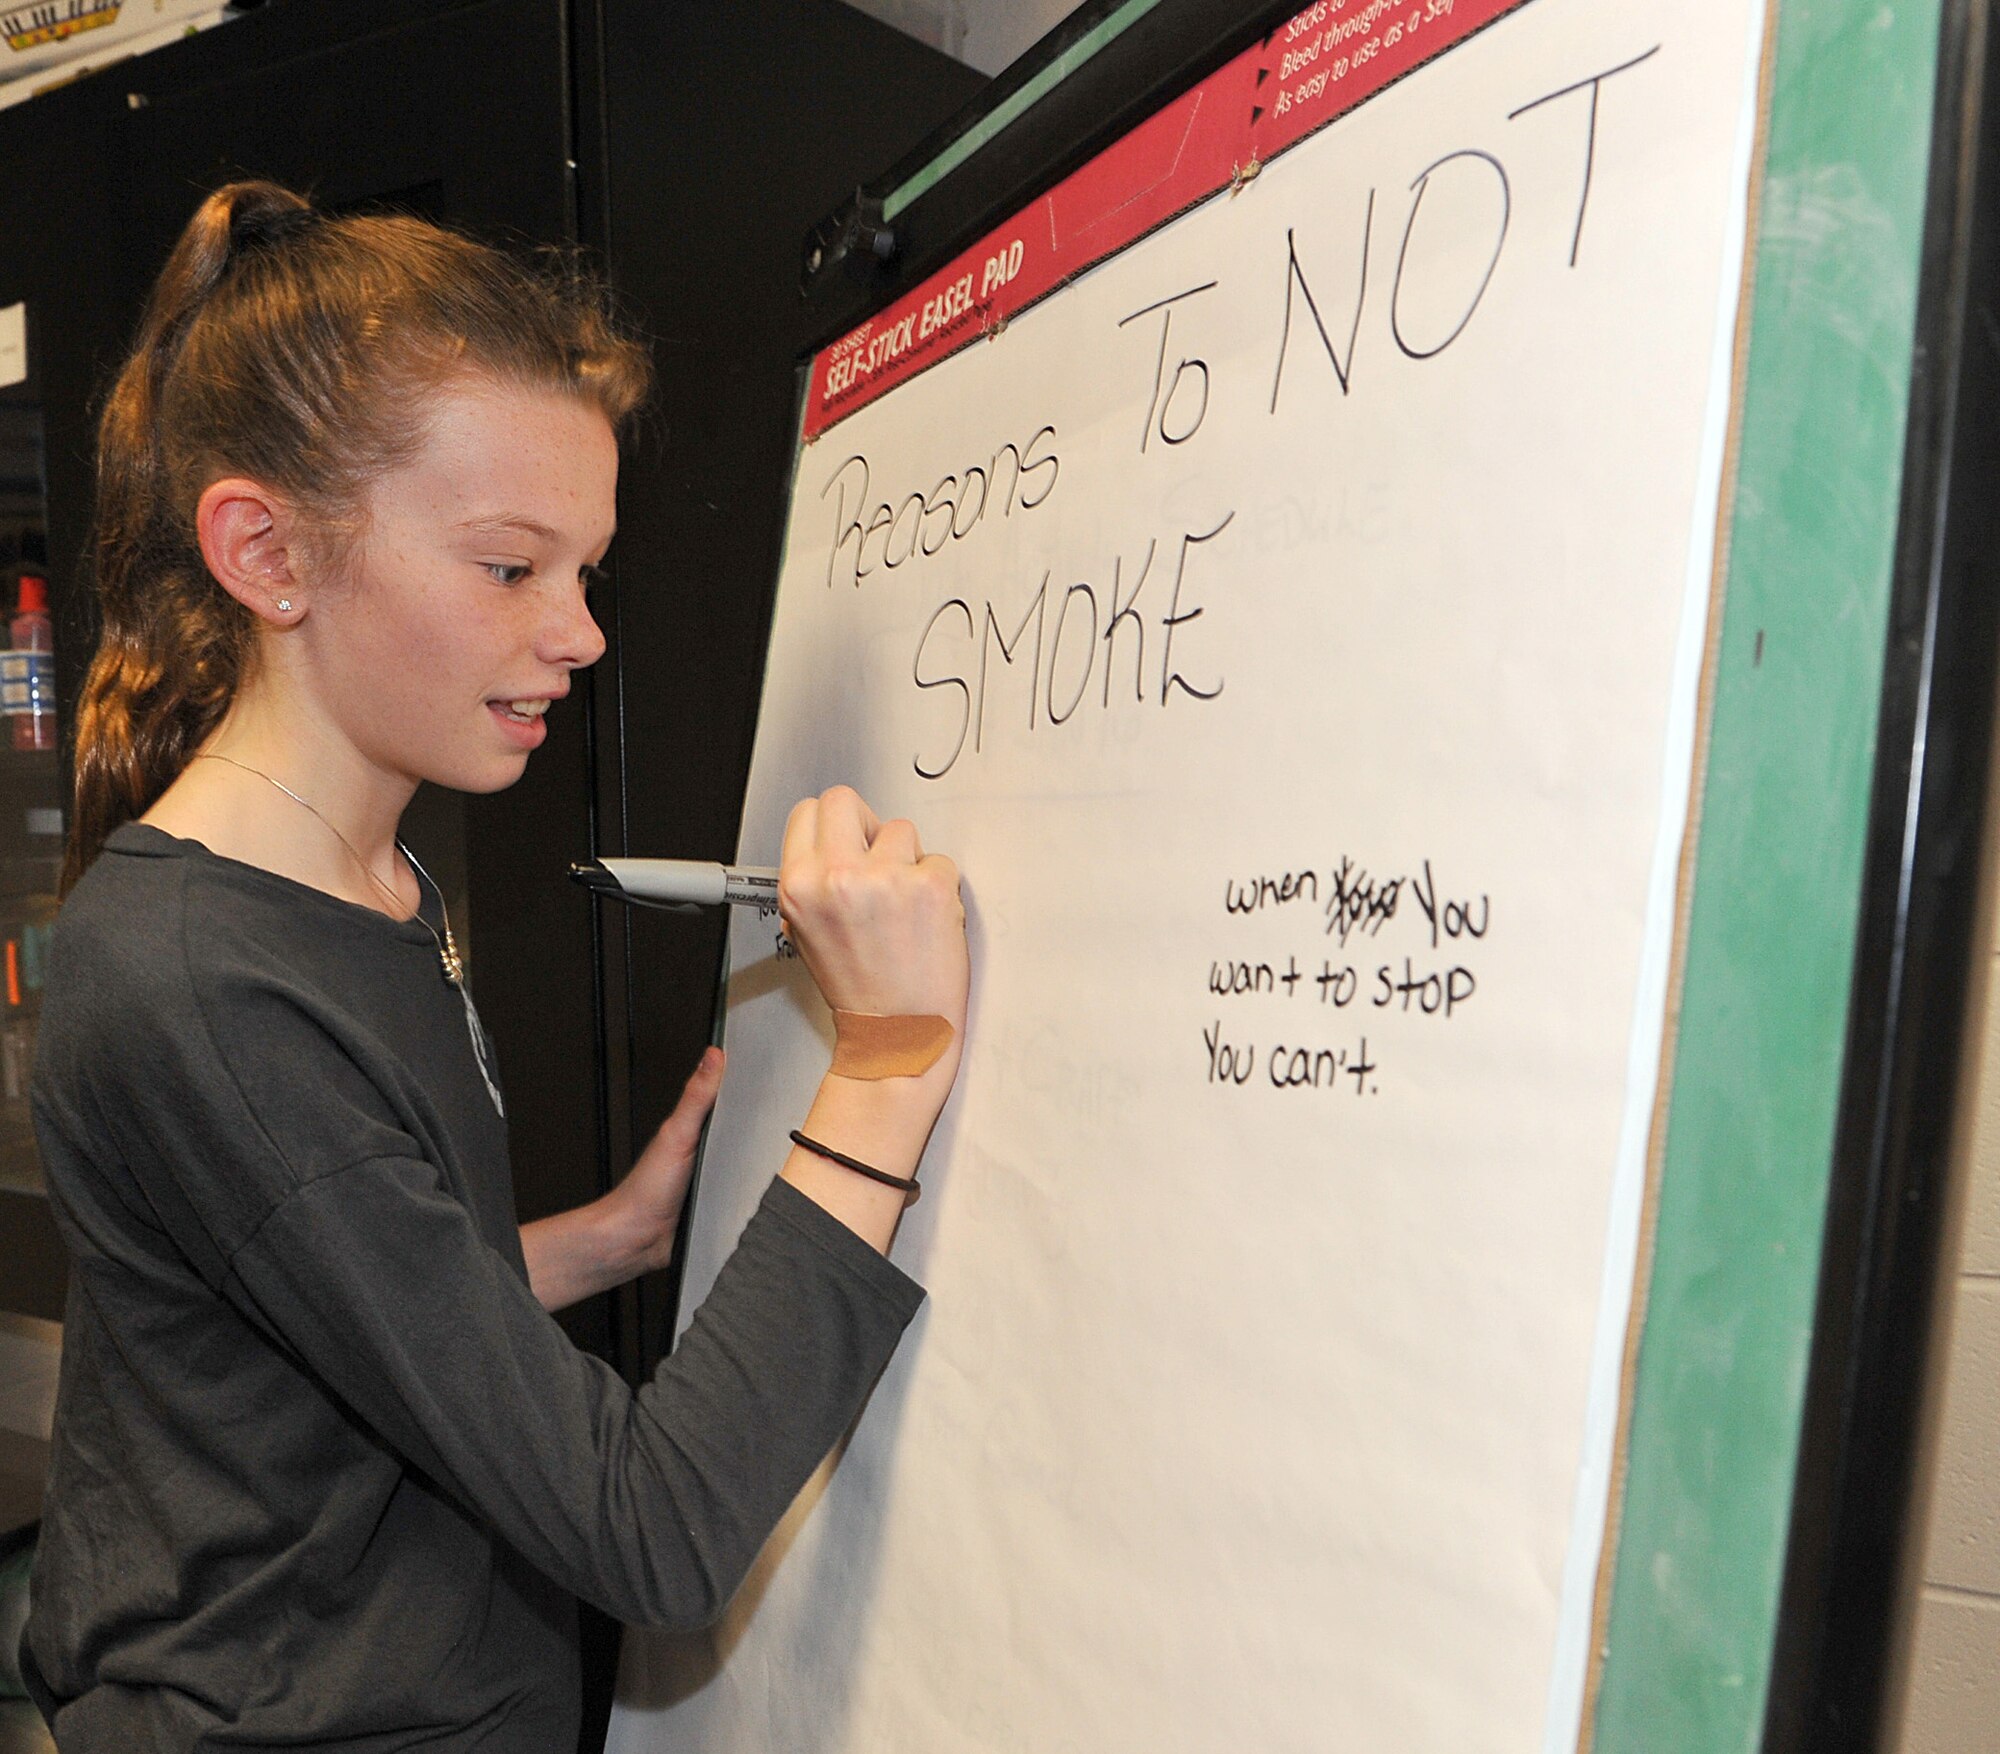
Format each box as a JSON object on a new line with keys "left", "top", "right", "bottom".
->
{"left": 20, "top": 822, "right": 924, "bottom": 1750}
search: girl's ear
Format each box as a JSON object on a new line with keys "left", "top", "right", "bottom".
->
{"left": 196, "top": 477, "right": 307, "bottom": 624}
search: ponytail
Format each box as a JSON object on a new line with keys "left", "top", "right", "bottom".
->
{"left": 62, "top": 181, "right": 651, "bottom": 894}
{"left": 64, "top": 184, "right": 311, "bottom": 893}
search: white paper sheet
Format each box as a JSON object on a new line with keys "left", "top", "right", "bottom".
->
{"left": 611, "top": 3, "right": 1765, "bottom": 1747}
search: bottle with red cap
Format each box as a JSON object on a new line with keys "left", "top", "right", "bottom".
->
{"left": 6, "top": 572, "right": 53, "bottom": 753}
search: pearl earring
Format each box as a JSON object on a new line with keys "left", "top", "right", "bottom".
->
{"left": 276, "top": 599, "right": 293, "bottom": 613}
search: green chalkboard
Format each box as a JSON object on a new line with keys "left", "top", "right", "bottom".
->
{"left": 1592, "top": 2, "right": 1958, "bottom": 1748}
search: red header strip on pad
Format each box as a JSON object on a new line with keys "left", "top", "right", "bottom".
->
{"left": 804, "top": 0, "right": 1535, "bottom": 440}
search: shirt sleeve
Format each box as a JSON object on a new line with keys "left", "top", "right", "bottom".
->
{"left": 224, "top": 1157, "right": 923, "bottom": 1630}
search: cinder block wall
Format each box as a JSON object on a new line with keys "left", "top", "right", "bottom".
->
{"left": 1891, "top": 816, "right": 2000, "bottom": 1748}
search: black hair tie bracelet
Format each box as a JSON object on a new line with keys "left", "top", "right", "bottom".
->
{"left": 789, "top": 1129, "right": 921, "bottom": 1205}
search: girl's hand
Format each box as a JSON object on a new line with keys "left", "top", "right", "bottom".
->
{"left": 778, "top": 786, "right": 969, "bottom": 1081}
{"left": 609, "top": 1046, "right": 725, "bottom": 1272}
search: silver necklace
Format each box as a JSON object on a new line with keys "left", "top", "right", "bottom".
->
{"left": 193, "top": 752, "right": 465, "bottom": 986}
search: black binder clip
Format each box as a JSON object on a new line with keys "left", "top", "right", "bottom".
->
{"left": 803, "top": 188, "right": 898, "bottom": 292}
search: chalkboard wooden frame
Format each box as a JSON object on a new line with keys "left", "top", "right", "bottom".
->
{"left": 769, "top": 1, "right": 1990, "bottom": 1746}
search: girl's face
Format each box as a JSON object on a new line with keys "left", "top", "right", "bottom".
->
{"left": 304, "top": 372, "right": 618, "bottom": 793}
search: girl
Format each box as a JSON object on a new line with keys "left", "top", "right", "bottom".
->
{"left": 20, "top": 181, "right": 967, "bottom": 1750}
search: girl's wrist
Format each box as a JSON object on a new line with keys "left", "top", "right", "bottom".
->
{"left": 813, "top": 1063, "right": 953, "bottom": 1165}
{"left": 778, "top": 1060, "right": 955, "bottom": 1254}
{"left": 594, "top": 1183, "right": 679, "bottom": 1278}
{"left": 521, "top": 1187, "right": 677, "bottom": 1312}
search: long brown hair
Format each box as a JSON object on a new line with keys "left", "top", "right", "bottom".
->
{"left": 62, "top": 180, "right": 653, "bottom": 893}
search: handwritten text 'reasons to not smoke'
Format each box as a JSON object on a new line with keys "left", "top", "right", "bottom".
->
{"left": 807, "top": 45, "right": 1660, "bottom": 782}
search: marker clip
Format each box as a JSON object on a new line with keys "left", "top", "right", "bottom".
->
{"left": 567, "top": 861, "right": 703, "bottom": 913}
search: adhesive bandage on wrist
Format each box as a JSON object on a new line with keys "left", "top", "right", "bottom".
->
{"left": 829, "top": 1010, "right": 955, "bottom": 1079}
